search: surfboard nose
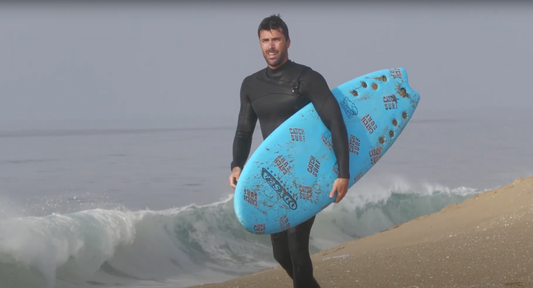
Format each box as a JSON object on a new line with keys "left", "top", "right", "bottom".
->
{"left": 398, "top": 67, "right": 421, "bottom": 102}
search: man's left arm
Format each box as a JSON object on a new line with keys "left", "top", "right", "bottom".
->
{"left": 300, "top": 69, "right": 351, "bottom": 202}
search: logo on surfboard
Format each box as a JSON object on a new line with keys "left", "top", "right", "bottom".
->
{"left": 289, "top": 128, "right": 306, "bottom": 142}
{"left": 383, "top": 94, "right": 398, "bottom": 110}
{"left": 307, "top": 156, "right": 321, "bottom": 177}
{"left": 253, "top": 223, "right": 265, "bottom": 234}
{"left": 244, "top": 189, "right": 258, "bottom": 207}
{"left": 340, "top": 98, "right": 358, "bottom": 119}
{"left": 298, "top": 184, "right": 313, "bottom": 201}
{"left": 369, "top": 147, "right": 383, "bottom": 165}
{"left": 361, "top": 114, "right": 377, "bottom": 134}
{"left": 332, "top": 162, "right": 339, "bottom": 176}
{"left": 279, "top": 215, "right": 291, "bottom": 231}
{"left": 321, "top": 131, "right": 333, "bottom": 152}
{"left": 349, "top": 135, "right": 361, "bottom": 155}
{"left": 353, "top": 172, "right": 363, "bottom": 183}
{"left": 274, "top": 155, "right": 291, "bottom": 175}
{"left": 389, "top": 68, "right": 403, "bottom": 79}
{"left": 261, "top": 168, "right": 298, "bottom": 210}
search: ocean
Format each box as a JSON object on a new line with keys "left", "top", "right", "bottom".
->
{"left": 0, "top": 108, "right": 531, "bottom": 288}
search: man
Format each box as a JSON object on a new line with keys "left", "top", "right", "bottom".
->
{"left": 228, "top": 14, "right": 350, "bottom": 288}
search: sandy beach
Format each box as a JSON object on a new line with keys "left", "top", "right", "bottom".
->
{"left": 188, "top": 176, "right": 533, "bottom": 288}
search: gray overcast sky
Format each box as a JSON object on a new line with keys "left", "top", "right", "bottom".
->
{"left": 1, "top": 2, "right": 532, "bottom": 125}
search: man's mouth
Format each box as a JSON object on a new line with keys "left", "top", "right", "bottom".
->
{"left": 267, "top": 51, "right": 278, "bottom": 58}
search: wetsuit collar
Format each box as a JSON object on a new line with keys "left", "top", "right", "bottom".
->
{"left": 266, "top": 60, "right": 293, "bottom": 78}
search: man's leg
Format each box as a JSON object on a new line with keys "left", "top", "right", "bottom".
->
{"left": 271, "top": 230, "right": 294, "bottom": 278}
{"left": 287, "top": 216, "right": 321, "bottom": 288}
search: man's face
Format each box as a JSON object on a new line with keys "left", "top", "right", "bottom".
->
{"left": 259, "top": 28, "right": 290, "bottom": 69}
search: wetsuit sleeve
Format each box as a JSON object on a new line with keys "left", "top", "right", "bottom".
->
{"left": 230, "top": 77, "right": 257, "bottom": 171}
{"left": 300, "top": 70, "right": 350, "bottom": 179}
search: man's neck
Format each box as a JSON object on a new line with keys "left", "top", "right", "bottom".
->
{"left": 268, "top": 58, "right": 290, "bottom": 70}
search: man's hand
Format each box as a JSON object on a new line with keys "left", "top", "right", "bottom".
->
{"left": 229, "top": 167, "right": 242, "bottom": 189}
{"left": 329, "top": 178, "right": 349, "bottom": 203}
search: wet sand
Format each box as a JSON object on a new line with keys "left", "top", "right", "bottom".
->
{"left": 188, "top": 176, "right": 533, "bottom": 288}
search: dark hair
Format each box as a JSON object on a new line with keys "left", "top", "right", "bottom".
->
{"left": 257, "top": 14, "right": 290, "bottom": 40}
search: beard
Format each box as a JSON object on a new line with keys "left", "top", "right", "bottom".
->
{"left": 263, "top": 49, "right": 287, "bottom": 68}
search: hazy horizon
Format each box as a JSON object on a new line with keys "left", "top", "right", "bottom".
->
{"left": 1, "top": 2, "right": 532, "bottom": 126}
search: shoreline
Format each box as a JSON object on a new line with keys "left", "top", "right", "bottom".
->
{"left": 187, "top": 176, "right": 533, "bottom": 288}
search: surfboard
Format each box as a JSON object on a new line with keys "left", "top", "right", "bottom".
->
{"left": 234, "top": 67, "right": 420, "bottom": 235}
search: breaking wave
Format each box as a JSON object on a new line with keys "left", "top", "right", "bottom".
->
{"left": 0, "top": 177, "right": 481, "bottom": 288}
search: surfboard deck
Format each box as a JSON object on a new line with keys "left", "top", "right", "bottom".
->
{"left": 234, "top": 67, "right": 420, "bottom": 235}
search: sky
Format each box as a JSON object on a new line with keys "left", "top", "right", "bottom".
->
{"left": 1, "top": 1, "right": 532, "bottom": 127}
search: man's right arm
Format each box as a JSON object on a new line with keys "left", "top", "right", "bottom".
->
{"left": 230, "top": 77, "right": 257, "bottom": 171}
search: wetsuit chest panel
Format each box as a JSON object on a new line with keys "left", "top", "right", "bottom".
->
{"left": 232, "top": 60, "right": 350, "bottom": 178}
{"left": 248, "top": 77, "right": 310, "bottom": 139}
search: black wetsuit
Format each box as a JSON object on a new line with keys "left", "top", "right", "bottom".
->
{"left": 231, "top": 60, "right": 350, "bottom": 288}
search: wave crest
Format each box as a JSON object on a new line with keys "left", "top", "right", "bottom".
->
{"left": 0, "top": 177, "right": 480, "bottom": 288}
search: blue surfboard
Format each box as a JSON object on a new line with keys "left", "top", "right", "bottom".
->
{"left": 234, "top": 67, "right": 420, "bottom": 235}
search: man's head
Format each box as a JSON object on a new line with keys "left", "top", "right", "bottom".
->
{"left": 257, "top": 14, "right": 290, "bottom": 69}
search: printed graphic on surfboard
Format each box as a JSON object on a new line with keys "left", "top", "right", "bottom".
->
{"left": 234, "top": 67, "right": 420, "bottom": 235}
